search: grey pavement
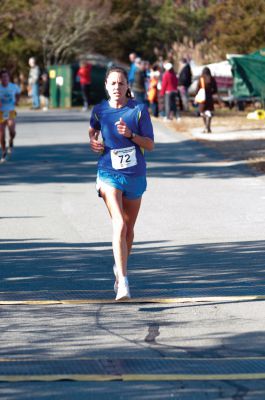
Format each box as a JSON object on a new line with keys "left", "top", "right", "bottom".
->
{"left": 0, "top": 109, "right": 265, "bottom": 399}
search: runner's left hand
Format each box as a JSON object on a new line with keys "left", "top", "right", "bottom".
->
{"left": 115, "top": 118, "right": 132, "bottom": 138}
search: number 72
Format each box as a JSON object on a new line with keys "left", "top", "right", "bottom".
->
{"left": 119, "top": 153, "right": 131, "bottom": 164}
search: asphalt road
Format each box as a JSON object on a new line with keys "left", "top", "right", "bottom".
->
{"left": 0, "top": 109, "right": 265, "bottom": 399}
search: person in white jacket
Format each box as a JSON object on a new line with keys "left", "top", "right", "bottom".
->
{"left": 28, "top": 57, "right": 40, "bottom": 109}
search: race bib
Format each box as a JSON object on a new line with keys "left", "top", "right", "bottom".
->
{"left": 111, "top": 146, "right": 137, "bottom": 170}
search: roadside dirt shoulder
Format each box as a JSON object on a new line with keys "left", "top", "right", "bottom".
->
{"left": 169, "top": 112, "right": 265, "bottom": 174}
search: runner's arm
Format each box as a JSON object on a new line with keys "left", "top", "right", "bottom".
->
{"left": 130, "top": 134, "right": 154, "bottom": 151}
{"left": 116, "top": 118, "right": 154, "bottom": 151}
{"left": 89, "top": 127, "right": 104, "bottom": 153}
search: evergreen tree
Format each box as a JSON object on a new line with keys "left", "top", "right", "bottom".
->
{"left": 209, "top": 0, "right": 265, "bottom": 56}
{"left": 0, "top": 0, "right": 40, "bottom": 75}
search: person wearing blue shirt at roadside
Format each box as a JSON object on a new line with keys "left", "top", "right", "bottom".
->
{"left": 0, "top": 69, "right": 20, "bottom": 163}
{"left": 89, "top": 66, "right": 154, "bottom": 301}
{"left": 128, "top": 52, "right": 137, "bottom": 86}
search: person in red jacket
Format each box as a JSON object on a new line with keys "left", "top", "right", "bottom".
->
{"left": 160, "top": 62, "right": 180, "bottom": 121}
{"left": 77, "top": 60, "right": 92, "bottom": 111}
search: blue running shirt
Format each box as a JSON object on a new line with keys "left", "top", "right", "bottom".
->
{"left": 90, "top": 99, "right": 154, "bottom": 176}
{"left": 0, "top": 83, "right": 20, "bottom": 112}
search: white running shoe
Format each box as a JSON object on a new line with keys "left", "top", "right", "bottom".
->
{"left": 115, "top": 279, "right": 131, "bottom": 301}
{"left": 113, "top": 264, "right": 118, "bottom": 294}
{"left": 1, "top": 152, "right": 7, "bottom": 163}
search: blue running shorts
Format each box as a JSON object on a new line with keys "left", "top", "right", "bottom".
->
{"left": 96, "top": 170, "right": 147, "bottom": 200}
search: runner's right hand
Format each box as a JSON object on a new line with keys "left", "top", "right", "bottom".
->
{"left": 90, "top": 131, "right": 104, "bottom": 153}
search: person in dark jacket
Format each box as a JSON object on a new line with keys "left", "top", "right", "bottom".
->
{"left": 178, "top": 58, "right": 192, "bottom": 111}
{"left": 131, "top": 59, "right": 146, "bottom": 104}
{"left": 40, "top": 71, "right": 49, "bottom": 111}
{"left": 196, "top": 67, "right": 218, "bottom": 133}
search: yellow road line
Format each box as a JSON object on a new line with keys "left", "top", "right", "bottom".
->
{"left": 0, "top": 374, "right": 121, "bottom": 382}
{"left": 1, "top": 358, "right": 265, "bottom": 382}
{"left": 0, "top": 295, "right": 265, "bottom": 305}
{"left": 1, "top": 373, "right": 265, "bottom": 382}
{"left": 122, "top": 373, "right": 265, "bottom": 381}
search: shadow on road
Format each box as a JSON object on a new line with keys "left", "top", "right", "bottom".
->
{"left": 1, "top": 238, "right": 264, "bottom": 294}
{"left": 16, "top": 111, "right": 90, "bottom": 124}
{"left": 0, "top": 143, "right": 98, "bottom": 186}
{"left": 147, "top": 141, "right": 252, "bottom": 179}
{"left": 0, "top": 140, "right": 252, "bottom": 186}
{"left": 130, "top": 240, "right": 265, "bottom": 294}
{"left": 0, "top": 378, "right": 265, "bottom": 400}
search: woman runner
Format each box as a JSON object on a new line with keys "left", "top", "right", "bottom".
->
{"left": 89, "top": 66, "right": 154, "bottom": 300}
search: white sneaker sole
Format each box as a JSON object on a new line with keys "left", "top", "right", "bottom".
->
{"left": 115, "top": 284, "right": 131, "bottom": 301}
{"left": 115, "top": 291, "right": 131, "bottom": 301}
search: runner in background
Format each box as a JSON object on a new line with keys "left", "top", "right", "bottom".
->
{"left": 89, "top": 66, "right": 154, "bottom": 301}
{"left": 0, "top": 69, "right": 20, "bottom": 163}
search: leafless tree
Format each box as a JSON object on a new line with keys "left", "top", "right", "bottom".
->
{"left": 25, "top": 0, "right": 115, "bottom": 65}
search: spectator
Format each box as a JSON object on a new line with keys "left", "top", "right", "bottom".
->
{"left": 178, "top": 57, "right": 192, "bottom": 111}
{"left": 147, "top": 66, "right": 160, "bottom": 117}
{"left": 157, "top": 56, "right": 164, "bottom": 72}
{"left": 131, "top": 59, "right": 146, "bottom": 104}
{"left": 28, "top": 57, "right": 40, "bottom": 109}
{"left": 18, "top": 72, "right": 28, "bottom": 96}
{"left": 155, "top": 62, "right": 164, "bottom": 116}
{"left": 128, "top": 52, "right": 137, "bottom": 87}
{"left": 77, "top": 60, "right": 92, "bottom": 111}
{"left": 40, "top": 71, "right": 49, "bottom": 112}
{"left": 143, "top": 60, "right": 151, "bottom": 105}
{"left": 195, "top": 67, "right": 218, "bottom": 133}
{"left": 160, "top": 62, "right": 180, "bottom": 121}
